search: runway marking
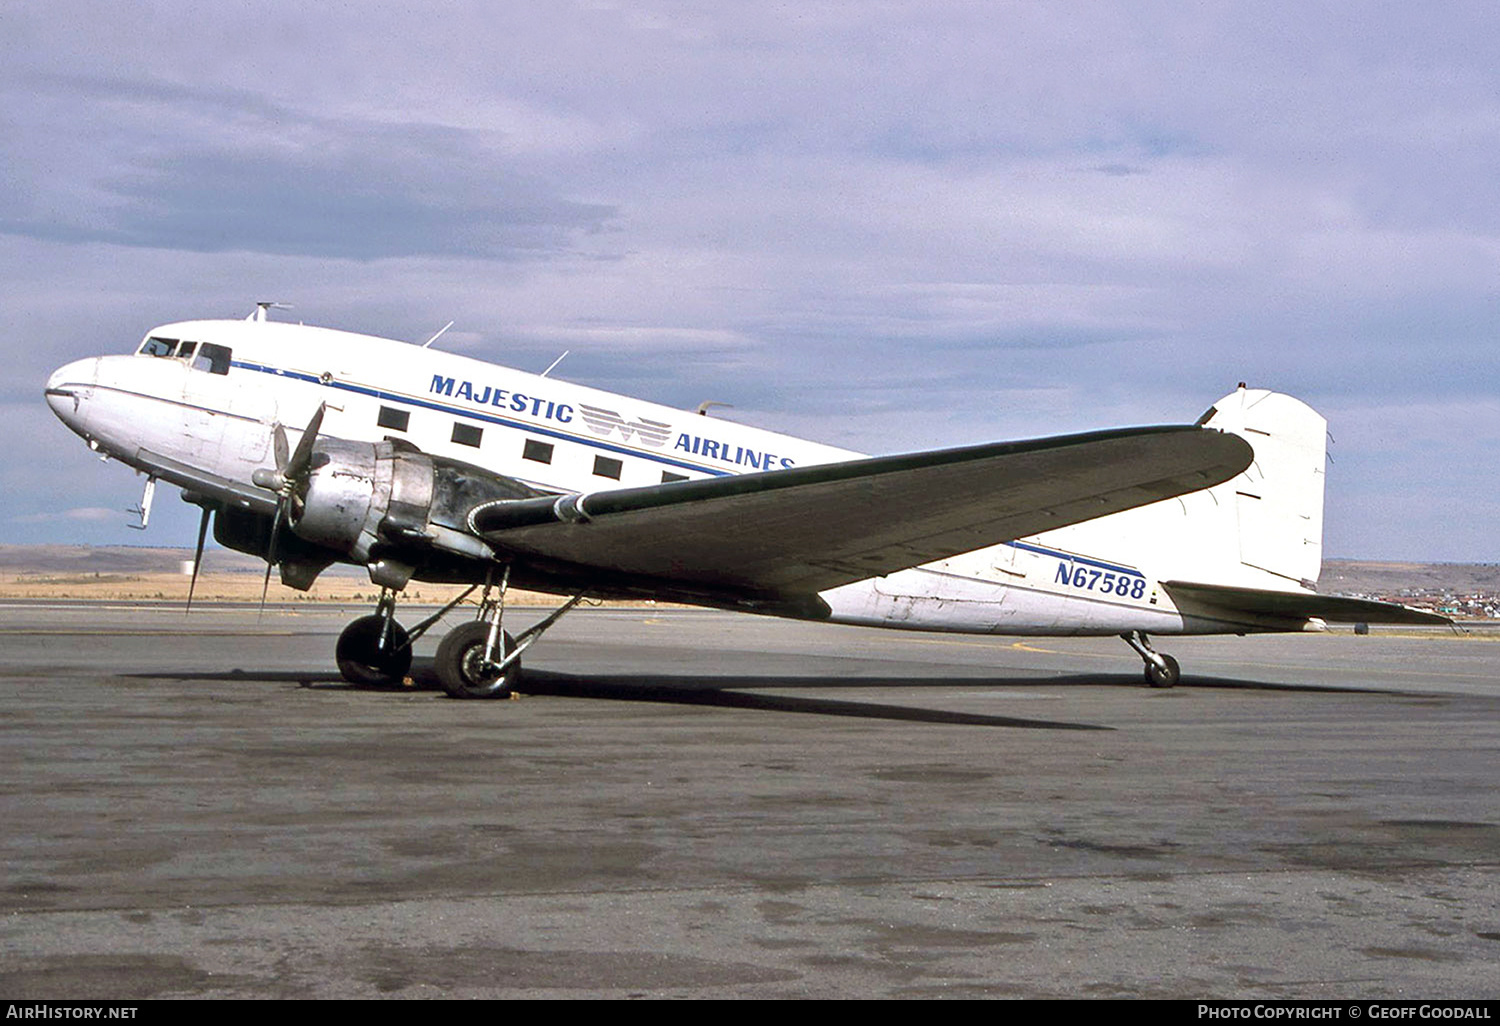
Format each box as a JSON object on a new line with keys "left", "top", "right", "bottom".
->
{"left": 853, "top": 631, "right": 1500, "bottom": 682}
{"left": 881, "top": 634, "right": 1096, "bottom": 657}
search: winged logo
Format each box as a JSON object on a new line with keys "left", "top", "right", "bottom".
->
{"left": 577, "top": 404, "right": 673, "bottom": 448}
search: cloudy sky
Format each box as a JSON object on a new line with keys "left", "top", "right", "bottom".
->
{"left": 3, "top": 1, "right": 1496, "bottom": 562}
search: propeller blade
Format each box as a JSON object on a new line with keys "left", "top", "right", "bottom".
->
{"left": 258, "top": 404, "right": 324, "bottom": 621}
{"left": 186, "top": 505, "right": 211, "bottom": 614}
{"left": 272, "top": 422, "right": 290, "bottom": 475}
{"left": 285, "top": 403, "right": 326, "bottom": 482}
{"left": 258, "top": 560, "right": 274, "bottom": 621}
{"left": 259, "top": 503, "right": 284, "bottom": 621}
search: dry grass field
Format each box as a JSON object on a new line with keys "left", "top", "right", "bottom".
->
{"left": 0, "top": 546, "right": 564, "bottom": 605}
{"left": 0, "top": 570, "right": 537, "bottom": 605}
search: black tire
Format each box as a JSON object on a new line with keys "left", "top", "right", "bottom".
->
{"left": 1144, "top": 653, "right": 1181, "bottom": 689}
{"left": 435, "top": 621, "right": 520, "bottom": 699}
{"left": 336, "top": 615, "right": 413, "bottom": 686}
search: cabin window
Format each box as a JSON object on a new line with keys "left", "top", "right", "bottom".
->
{"left": 194, "top": 343, "right": 232, "bottom": 375}
{"left": 140, "top": 337, "right": 176, "bottom": 357}
{"left": 452, "top": 422, "right": 483, "bottom": 448}
{"left": 662, "top": 471, "right": 687, "bottom": 483}
{"left": 592, "top": 455, "right": 622, "bottom": 480}
{"left": 377, "top": 406, "right": 410, "bottom": 432}
{"left": 522, "top": 439, "right": 553, "bottom": 464}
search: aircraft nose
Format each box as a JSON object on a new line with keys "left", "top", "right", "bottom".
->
{"left": 44, "top": 357, "right": 97, "bottom": 431}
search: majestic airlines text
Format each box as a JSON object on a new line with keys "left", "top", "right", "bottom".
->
{"left": 430, "top": 374, "right": 575, "bottom": 423}
{"left": 430, "top": 375, "right": 795, "bottom": 470}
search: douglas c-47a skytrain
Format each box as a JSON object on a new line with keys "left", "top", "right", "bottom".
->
{"left": 44, "top": 305, "right": 1445, "bottom": 697}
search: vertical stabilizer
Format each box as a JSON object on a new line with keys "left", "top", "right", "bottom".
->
{"left": 1031, "top": 387, "right": 1327, "bottom": 593}
{"left": 1200, "top": 388, "right": 1326, "bottom": 587}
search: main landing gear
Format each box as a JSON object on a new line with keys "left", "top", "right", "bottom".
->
{"left": 335, "top": 590, "right": 412, "bottom": 685}
{"left": 333, "top": 566, "right": 584, "bottom": 699}
{"left": 1121, "top": 630, "right": 1181, "bottom": 688}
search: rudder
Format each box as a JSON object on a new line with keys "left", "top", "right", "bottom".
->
{"left": 1031, "top": 386, "right": 1327, "bottom": 594}
{"left": 1199, "top": 387, "right": 1326, "bottom": 588}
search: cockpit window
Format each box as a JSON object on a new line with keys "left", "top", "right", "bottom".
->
{"left": 138, "top": 337, "right": 225, "bottom": 373}
{"left": 193, "top": 342, "right": 232, "bottom": 375}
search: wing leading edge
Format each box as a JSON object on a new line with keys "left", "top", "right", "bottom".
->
{"left": 470, "top": 425, "right": 1255, "bottom": 598}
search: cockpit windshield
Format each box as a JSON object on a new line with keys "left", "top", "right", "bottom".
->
{"left": 137, "top": 336, "right": 231, "bottom": 374}
{"left": 194, "top": 343, "right": 231, "bottom": 375}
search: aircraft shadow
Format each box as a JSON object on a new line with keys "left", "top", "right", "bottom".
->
{"left": 502, "top": 668, "right": 1114, "bottom": 730}
{"left": 120, "top": 658, "right": 1396, "bottom": 730}
{"left": 119, "top": 663, "right": 1117, "bottom": 731}
{"left": 1041, "top": 672, "right": 1392, "bottom": 695}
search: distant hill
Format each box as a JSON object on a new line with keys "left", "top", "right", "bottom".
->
{"left": 1320, "top": 559, "right": 1499, "bottom": 597}
{"left": 0, "top": 544, "right": 362, "bottom": 577}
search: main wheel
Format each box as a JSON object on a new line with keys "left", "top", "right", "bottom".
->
{"left": 1144, "top": 653, "right": 1181, "bottom": 689}
{"left": 435, "top": 621, "right": 521, "bottom": 699}
{"left": 336, "top": 615, "right": 413, "bottom": 686}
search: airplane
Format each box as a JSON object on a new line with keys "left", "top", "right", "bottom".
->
{"left": 43, "top": 304, "right": 1447, "bottom": 697}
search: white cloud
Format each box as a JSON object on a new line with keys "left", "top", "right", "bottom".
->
{"left": 3, "top": 1, "right": 1498, "bottom": 559}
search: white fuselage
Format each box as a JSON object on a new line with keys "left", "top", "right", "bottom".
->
{"left": 45, "top": 318, "right": 1302, "bottom": 637}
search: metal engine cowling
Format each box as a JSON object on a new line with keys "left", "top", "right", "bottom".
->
{"left": 286, "top": 439, "right": 546, "bottom": 587}
{"left": 289, "top": 439, "right": 432, "bottom": 567}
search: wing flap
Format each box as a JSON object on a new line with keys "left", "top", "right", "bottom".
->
{"left": 1163, "top": 580, "right": 1450, "bottom": 626}
{"left": 472, "top": 425, "right": 1254, "bottom": 596}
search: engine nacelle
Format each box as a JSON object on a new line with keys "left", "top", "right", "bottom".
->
{"left": 288, "top": 439, "right": 542, "bottom": 587}
{"left": 291, "top": 439, "right": 422, "bottom": 563}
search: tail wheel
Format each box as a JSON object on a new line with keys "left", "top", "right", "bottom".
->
{"left": 336, "top": 615, "right": 412, "bottom": 685}
{"left": 1144, "top": 653, "right": 1181, "bottom": 689}
{"left": 435, "top": 621, "right": 521, "bottom": 699}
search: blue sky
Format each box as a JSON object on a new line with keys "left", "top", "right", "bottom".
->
{"left": 3, "top": 2, "right": 1496, "bottom": 561}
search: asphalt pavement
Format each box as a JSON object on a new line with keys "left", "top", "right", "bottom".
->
{"left": 1, "top": 604, "right": 1496, "bottom": 998}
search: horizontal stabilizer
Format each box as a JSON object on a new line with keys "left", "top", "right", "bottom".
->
{"left": 471, "top": 425, "right": 1253, "bottom": 597}
{"left": 1163, "top": 580, "right": 1450, "bottom": 626}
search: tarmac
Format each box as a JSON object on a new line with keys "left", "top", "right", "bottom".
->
{"left": 1, "top": 603, "right": 1496, "bottom": 999}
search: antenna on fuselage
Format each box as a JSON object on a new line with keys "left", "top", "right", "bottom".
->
{"left": 539, "top": 351, "right": 570, "bottom": 378}
{"left": 421, "top": 321, "right": 455, "bottom": 348}
{"left": 248, "top": 302, "right": 292, "bottom": 322}
{"left": 696, "top": 401, "right": 732, "bottom": 417}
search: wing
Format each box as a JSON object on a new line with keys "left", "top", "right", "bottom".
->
{"left": 1163, "top": 580, "right": 1450, "bottom": 626}
{"left": 130, "top": 446, "right": 278, "bottom": 515}
{"left": 471, "top": 425, "right": 1254, "bottom": 597}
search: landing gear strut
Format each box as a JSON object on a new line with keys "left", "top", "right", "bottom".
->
{"left": 1122, "top": 630, "right": 1181, "bottom": 688}
{"left": 333, "top": 567, "right": 585, "bottom": 695}
{"left": 433, "top": 565, "right": 585, "bottom": 700}
{"left": 334, "top": 583, "right": 479, "bottom": 686}
{"left": 336, "top": 589, "right": 412, "bottom": 685}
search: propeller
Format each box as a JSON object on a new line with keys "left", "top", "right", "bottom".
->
{"left": 251, "top": 404, "right": 326, "bottom": 614}
{"left": 185, "top": 504, "right": 211, "bottom": 613}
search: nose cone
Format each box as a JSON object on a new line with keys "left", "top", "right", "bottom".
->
{"left": 45, "top": 357, "right": 97, "bottom": 433}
